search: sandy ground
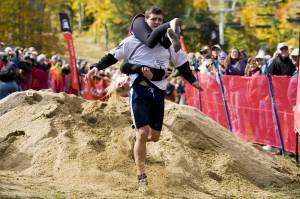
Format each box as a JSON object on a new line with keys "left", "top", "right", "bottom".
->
{"left": 0, "top": 90, "right": 299, "bottom": 198}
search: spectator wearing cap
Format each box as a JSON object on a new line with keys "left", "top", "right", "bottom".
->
{"left": 290, "top": 48, "right": 299, "bottom": 68}
{"left": 218, "top": 51, "right": 227, "bottom": 74}
{"left": 288, "top": 45, "right": 294, "bottom": 55}
{"left": 199, "top": 46, "right": 211, "bottom": 59}
{"left": 254, "top": 51, "right": 266, "bottom": 74}
{"left": 269, "top": 42, "right": 295, "bottom": 76}
{"left": 211, "top": 44, "right": 221, "bottom": 62}
{"left": 199, "top": 46, "right": 212, "bottom": 74}
{"left": 244, "top": 57, "right": 261, "bottom": 76}
{"left": 224, "top": 47, "right": 247, "bottom": 76}
{"left": 287, "top": 48, "right": 298, "bottom": 107}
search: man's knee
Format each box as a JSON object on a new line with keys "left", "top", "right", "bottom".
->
{"left": 136, "top": 126, "right": 149, "bottom": 142}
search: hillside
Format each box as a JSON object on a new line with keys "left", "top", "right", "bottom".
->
{"left": 0, "top": 90, "right": 299, "bottom": 198}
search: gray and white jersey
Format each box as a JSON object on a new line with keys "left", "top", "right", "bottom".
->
{"left": 110, "top": 35, "right": 188, "bottom": 90}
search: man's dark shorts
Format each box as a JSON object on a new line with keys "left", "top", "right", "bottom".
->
{"left": 130, "top": 84, "right": 165, "bottom": 131}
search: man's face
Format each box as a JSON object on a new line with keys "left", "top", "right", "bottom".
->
{"left": 278, "top": 46, "right": 289, "bottom": 59}
{"left": 211, "top": 48, "right": 220, "bottom": 59}
{"left": 145, "top": 13, "right": 163, "bottom": 30}
{"left": 291, "top": 55, "right": 298, "bottom": 65}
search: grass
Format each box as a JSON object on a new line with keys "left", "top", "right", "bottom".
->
{"left": 73, "top": 33, "right": 106, "bottom": 63}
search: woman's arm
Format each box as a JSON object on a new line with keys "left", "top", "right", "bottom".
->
{"left": 120, "top": 62, "right": 167, "bottom": 81}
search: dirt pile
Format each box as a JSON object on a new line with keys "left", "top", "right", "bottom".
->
{"left": 0, "top": 90, "right": 299, "bottom": 198}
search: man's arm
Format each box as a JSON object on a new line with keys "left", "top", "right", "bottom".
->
{"left": 87, "top": 53, "right": 118, "bottom": 79}
{"left": 90, "top": 53, "right": 118, "bottom": 71}
{"left": 176, "top": 61, "right": 203, "bottom": 91}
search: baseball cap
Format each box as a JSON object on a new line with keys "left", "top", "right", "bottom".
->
{"left": 291, "top": 48, "right": 299, "bottom": 56}
{"left": 277, "top": 42, "right": 288, "bottom": 50}
{"left": 255, "top": 52, "right": 265, "bottom": 59}
{"left": 212, "top": 44, "right": 221, "bottom": 50}
{"left": 219, "top": 51, "right": 227, "bottom": 59}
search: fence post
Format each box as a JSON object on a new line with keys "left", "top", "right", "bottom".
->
{"left": 214, "top": 60, "right": 232, "bottom": 131}
{"left": 264, "top": 61, "right": 285, "bottom": 155}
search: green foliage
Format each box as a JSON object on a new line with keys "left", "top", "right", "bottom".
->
{"left": 224, "top": 0, "right": 300, "bottom": 55}
{"left": 0, "top": 0, "right": 71, "bottom": 54}
{"left": 182, "top": 6, "right": 218, "bottom": 52}
{"left": 1, "top": 0, "right": 300, "bottom": 56}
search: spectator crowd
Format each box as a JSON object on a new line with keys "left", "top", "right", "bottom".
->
{"left": 0, "top": 41, "right": 298, "bottom": 104}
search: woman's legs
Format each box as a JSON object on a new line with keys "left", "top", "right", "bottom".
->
{"left": 131, "top": 15, "right": 181, "bottom": 50}
{"left": 132, "top": 15, "right": 171, "bottom": 48}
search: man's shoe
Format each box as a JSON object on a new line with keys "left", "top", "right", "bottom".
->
{"left": 137, "top": 174, "right": 148, "bottom": 193}
{"left": 169, "top": 18, "right": 181, "bottom": 38}
{"left": 167, "top": 28, "right": 181, "bottom": 53}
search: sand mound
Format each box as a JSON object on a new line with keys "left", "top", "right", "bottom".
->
{"left": 0, "top": 90, "right": 299, "bottom": 198}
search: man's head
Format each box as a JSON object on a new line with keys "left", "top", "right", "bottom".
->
{"left": 290, "top": 48, "right": 299, "bottom": 65}
{"left": 145, "top": 7, "right": 164, "bottom": 30}
{"left": 277, "top": 42, "right": 289, "bottom": 59}
{"left": 211, "top": 44, "right": 221, "bottom": 59}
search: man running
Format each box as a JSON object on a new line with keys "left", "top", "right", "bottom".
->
{"left": 88, "top": 7, "right": 203, "bottom": 192}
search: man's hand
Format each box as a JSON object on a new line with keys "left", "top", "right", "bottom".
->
{"left": 163, "top": 68, "right": 172, "bottom": 79}
{"left": 87, "top": 67, "right": 98, "bottom": 79}
{"left": 192, "top": 80, "right": 203, "bottom": 91}
{"left": 141, "top": 67, "right": 153, "bottom": 80}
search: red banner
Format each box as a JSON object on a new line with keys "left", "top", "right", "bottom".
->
{"left": 179, "top": 36, "right": 188, "bottom": 54}
{"left": 60, "top": 13, "right": 80, "bottom": 94}
{"left": 295, "top": 73, "right": 300, "bottom": 133}
{"left": 185, "top": 74, "right": 297, "bottom": 153}
{"left": 63, "top": 32, "right": 80, "bottom": 93}
{"left": 80, "top": 76, "right": 110, "bottom": 100}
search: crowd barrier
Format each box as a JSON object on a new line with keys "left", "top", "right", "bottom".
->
{"left": 185, "top": 74, "right": 298, "bottom": 153}
{"left": 25, "top": 67, "right": 299, "bottom": 153}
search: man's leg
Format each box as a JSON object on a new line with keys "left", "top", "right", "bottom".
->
{"left": 134, "top": 125, "right": 150, "bottom": 175}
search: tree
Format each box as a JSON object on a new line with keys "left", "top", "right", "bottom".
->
{"left": 0, "top": 0, "right": 71, "bottom": 54}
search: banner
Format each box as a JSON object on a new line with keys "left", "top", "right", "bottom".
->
{"left": 295, "top": 70, "right": 300, "bottom": 133}
{"left": 185, "top": 74, "right": 297, "bottom": 153}
{"left": 295, "top": 32, "right": 300, "bottom": 133}
{"left": 80, "top": 76, "right": 110, "bottom": 101}
{"left": 59, "top": 13, "right": 80, "bottom": 94}
{"left": 179, "top": 36, "right": 188, "bottom": 54}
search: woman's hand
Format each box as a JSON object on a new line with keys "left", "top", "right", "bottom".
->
{"left": 141, "top": 67, "right": 153, "bottom": 80}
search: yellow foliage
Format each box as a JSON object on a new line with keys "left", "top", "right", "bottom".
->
{"left": 193, "top": 0, "right": 208, "bottom": 10}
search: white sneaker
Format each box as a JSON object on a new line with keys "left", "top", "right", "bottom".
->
{"left": 169, "top": 18, "right": 181, "bottom": 38}
{"left": 137, "top": 174, "right": 148, "bottom": 193}
{"left": 167, "top": 28, "right": 181, "bottom": 52}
